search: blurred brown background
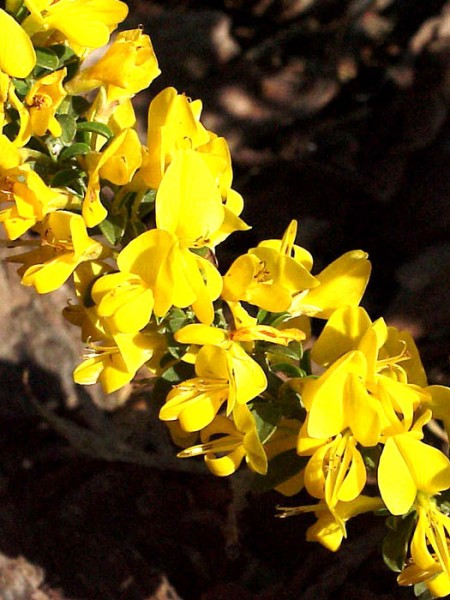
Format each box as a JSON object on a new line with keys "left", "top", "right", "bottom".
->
{"left": 0, "top": 1, "right": 449, "bottom": 598}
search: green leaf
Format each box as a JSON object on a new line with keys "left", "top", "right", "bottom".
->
{"left": 77, "top": 121, "right": 113, "bottom": 140}
{"left": 56, "top": 114, "right": 77, "bottom": 145}
{"left": 168, "top": 310, "right": 190, "bottom": 334}
{"left": 252, "top": 449, "right": 308, "bottom": 493}
{"left": 98, "top": 212, "right": 127, "bottom": 245}
{"left": 50, "top": 167, "right": 83, "bottom": 188}
{"left": 413, "top": 583, "right": 434, "bottom": 599}
{"left": 52, "top": 44, "right": 77, "bottom": 68}
{"left": 262, "top": 341, "right": 303, "bottom": 363}
{"left": 59, "top": 142, "right": 91, "bottom": 161}
{"left": 151, "top": 362, "right": 194, "bottom": 408}
{"left": 300, "top": 349, "right": 312, "bottom": 375}
{"left": 382, "top": 512, "right": 416, "bottom": 573}
{"left": 71, "top": 96, "right": 91, "bottom": 117}
{"left": 257, "top": 310, "right": 291, "bottom": 327}
{"left": 269, "top": 362, "right": 306, "bottom": 379}
{"left": 35, "top": 47, "right": 59, "bottom": 71}
{"left": 125, "top": 219, "right": 147, "bottom": 243}
{"left": 138, "top": 189, "right": 157, "bottom": 220}
{"left": 276, "top": 383, "right": 305, "bottom": 420}
{"left": 250, "top": 400, "right": 282, "bottom": 444}
{"left": 361, "top": 445, "right": 382, "bottom": 471}
{"left": 11, "top": 77, "right": 29, "bottom": 97}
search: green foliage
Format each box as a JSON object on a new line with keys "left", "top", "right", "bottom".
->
{"left": 382, "top": 512, "right": 416, "bottom": 573}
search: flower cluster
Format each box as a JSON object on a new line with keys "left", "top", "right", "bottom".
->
{"left": 1, "top": 2, "right": 449, "bottom": 598}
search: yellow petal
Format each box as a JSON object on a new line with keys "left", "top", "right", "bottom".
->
{"left": 174, "top": 324, "right": 228, "bottom": 346}
{"left": 336, "top": 443, "right": 366, "bottom": 502}
{"left": 155, "top": 149, "right": 224, "bottom": 246}
{"left": 425, "top": 385, "right": 450, "bottom": 441}
{"left": 298, "top": 250, "right": 371, "bottom": 319}
{"left": 205, "top": 447, "right": 246, "bottom": 477}
{"left": 378, "top": 436, "right": 417, "bottom": 515}
{"left": 304, "top": 442, "right": 330, "bottom": 499}
{"left": 243, "top": 428, "right": 268, "bottom": 475}
{"left": 311, "top": 305, "right": 372, "bottom": 367}
{"left": 305, "top": 350, "right": 367, "bottom": 439}
{"left": 379, "top": 435, "right": 450, "bottom": 515}
{"left": 0, "top": 133, "right": 21, "bottom": 170}
{"left": 345, "top": 373, "right": 381, "bottom": 446}
{"left": 161, "top": 381, "right": 227, "bottom": 432}
{"left": 228, "top": 343, "right": 267, "bottom": 406}
{"left": 92, "top": 272, "right": 154, "bottom": 333}
{"left": 0, "top": 9, "right": 36, "bottom": 78}
{"left": 246, "top": 282, "right": 292, "bottom": 313}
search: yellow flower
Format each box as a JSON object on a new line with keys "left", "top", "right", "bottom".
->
{"left": 8, "top": 211, "right": 110, "bottom": 293}
{"left": 174, "top": 308, "right": 305, "bottom": 354}
{"left": 301, "top": 306, "right": 430, "bottom": 446}
{"left": 74, "top": 329, "right": 166, "bottom": 394}
{"left": 159, "top": 345, "right": 230, "bottom": 432}
{"left": 399, "top": 496, "right": 450, "bottom": 598}
{"left": 177, "top": 404, "right": 268, "bottom": 476}
{"left": 0, "top": 8, "right": 36, "bottom": 78}
{"left": 159, "top": 343, "right": 267, "bottom": 432}
{"left": 264, "top": 417, "right": 305, "bottom": 497}
{"left": 222, "top": 220, "right": 318, "bottom": 312}
{"left": 7, "top": 84, "right": 33, "bottom": 147}
{"left": 92, "top": 228, "right": 222, "bottom": 330}
{"left": 301, "top": 431, "right": 367, "bottom": 515}
{"left": 83, "top": 128, "right": 142, "bottom": 227}
{"left": 249, "top": 220, "right": 319, "bottom": 293}
{"left": 0, "top": 168, "right": 68, "bottom": 239}
{"left": 155, "top": 148, "right": 225, "bottom": 248}
{"left": 66, "top": 29, "right": 160, "bottom": 101}
{"left": 138, "top": 88, "right": 248, "bottom": 245}
{"left": 0, "top": 134, "right": 22, "bottom": 171}
{"left": 0, "top": 72, "right": 9, "bottom": 130}
{"left": 289, "top": 249, "right": 371, "bottom": 319}
{"left": 222, "top": 253, "right": 294, "bottom": 312}
{"left": 222, "top": 221, "right": 370, "bottom": 316}
{"left": 25, "top": 68, "right": 67, "bottom": 137}
{"left": 22, "top": 0, "right": 128, "bottom": 53}
{"left": 140, "top": 87, "right": 210, "bottom": 189}
{"left": 277, "top": 496, "right": 384, "bottom": 552}
{"left": 378, "top": 434, "right": 450, "bottom": 516}
{"left": 422, "top": 385, "right": 450, "bottom": 441}
{"left": 63, "top": 260, "right": 113, "bottom": 342}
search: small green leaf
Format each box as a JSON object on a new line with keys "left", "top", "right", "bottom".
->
{"left": 361, "top": 445, "right": 382, "bottom": 471}
{"left": 168, "top": 317, "right": 190, "bottom": 334}
{"left": 56, "top": 114, "right": 77, "bottom": 145}
{"left": 50, "top": 167, "right": 83, "bottom": 188}
{"left": 77, "top": 121, "right": 113, "bottom": 140}
{"left": 300, "top": 349, "right": 312, "bottom": 375}
{"left": 35, "top": 47, "right": 59, "bottom": 71}
{"left": 52, "top": 44, "right": 77, "bottom": 68}
{"left": 125, "top": 219, "right": 147, "bottom": 243}
{"left": 71, "top": 96, "right": 91, "bottom": 117}
{"left": 257, "top": 310, "right": 291, "bottom": 327}
{"left": 270, "top": 362, "right": 306, "bottom": 379}
{"left": 59, "top": 142, "right": 91, "bottom": 161}
{"left": 277, "top": 384, "right": 305, "bottom": 420}
{"left": 138, "top": 189, "right": 157, "bottom": 219}
{"left": 161, "top": 361, "right": 193, "bottom": 385}
{"left": 250, "top": 400, "right": 282, "bottom": 444}
{"left": 98, "top": 213, "right": 127, "bottom": 245}
{"left": 413, "top": 583, "right": 434, "bottom": 599}
{"left": 262, "top": 342, "right": 303, "bottom": 363}
{"left": 252, "top": 449, "right": 308, "bottom": 493}
{"left": 11, "top": 77, "right": 29, "bottom": 97}
{"left": 382, "top": 512, "right": 416, "bottom": 573}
